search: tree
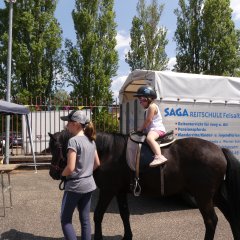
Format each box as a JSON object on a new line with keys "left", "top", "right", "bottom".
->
{"left": 0, "top": 0, "right": 63, "bottom": 103}
{"left": 126, "top": 0, "right": 168, "bottom": 71}
{"left": 234, "top": 29, "right": 240, "bottom": 77}
{"left": 201, "top": 0, "right": 238, "bottom": 75}
{"left": 174, "top": 0, "right": 203, "bottom": 73}
{"left": 65, "top": 0, "right": 118, "bottom": 103}
{"left": 174, "top": 0, "right": 239, "bottom": 76}
{"left": 53, "top": 89, "right": 70, "bottom": 102}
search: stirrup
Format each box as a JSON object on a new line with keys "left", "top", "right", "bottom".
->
{"left": 133, "top": 177, "right": 141, "bottom": 196}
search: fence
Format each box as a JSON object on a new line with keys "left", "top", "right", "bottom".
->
{"left": 0, "top": 97, "right": 120, "bottom": 157}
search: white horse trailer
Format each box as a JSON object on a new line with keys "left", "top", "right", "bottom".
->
{"left": 119, "top": 70, "right": 240, "bottom": 159}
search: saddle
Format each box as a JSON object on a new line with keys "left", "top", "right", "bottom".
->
{"left": 129, "top": 130, "right": 175, "bottom": 146}
{"left": 127, "top": 130, "right": 176, "bottom": 197}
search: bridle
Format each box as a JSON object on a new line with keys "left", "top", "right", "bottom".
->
{"left": 50, "top": 144, "right": 69, "bottom": 190}
{"left": 50, "top": 144, "right": 66, "bottom": 175}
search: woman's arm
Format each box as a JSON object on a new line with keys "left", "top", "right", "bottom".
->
{"left": 93, "top": 150, "right": 100, "bottom": 170}
{"left": 61, "top": 149, "right": 76, "bottom": 176}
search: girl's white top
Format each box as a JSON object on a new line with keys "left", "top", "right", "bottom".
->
{"left": 145, "top": 102, "right": 166, "bottom": 133}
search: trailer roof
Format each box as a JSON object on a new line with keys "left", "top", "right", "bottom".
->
{"left": 119, "top": 70, "right": 240, "bottom": 104}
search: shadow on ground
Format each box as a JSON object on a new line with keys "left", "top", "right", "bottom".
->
{"left": 1, "top": 229, "right": 123, "bottom": 240}
{"left": 90, "top": 189, "right": 192, "bottom": 215}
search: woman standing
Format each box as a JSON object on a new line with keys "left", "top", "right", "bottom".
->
{"left": 60, "top": 110, "right": 100, "bottom": 240}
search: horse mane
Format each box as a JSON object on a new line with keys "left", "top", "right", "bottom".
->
{"left": 50, "top": 130, "right": 128, "bottom": 160}
{"left": 96, "top": 132, "right": 128, "bottom": 162}
{"left": 50, "top": 130, "right": 73, "bottom": 159}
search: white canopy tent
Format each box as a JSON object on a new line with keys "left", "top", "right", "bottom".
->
{"left": 119, "top": 70, "right": 240, "bottom": 104}
{"left": 0, "top": 100, "right": 36, "bottom": 171}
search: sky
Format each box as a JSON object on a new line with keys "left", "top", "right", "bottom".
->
{"left": 1, "top": 0, "right": 240, "bottom": 100}
{"left": 54, "top": 0, "right": 183, "bottom": 99}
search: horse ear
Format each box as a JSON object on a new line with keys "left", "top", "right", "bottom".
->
{"left": 48, "top": 132, "right": 56, "bottom": 141}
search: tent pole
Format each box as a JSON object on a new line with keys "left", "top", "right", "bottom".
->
{"left": 5, "top": 115, "right": 10, "bottom": 164}
{"left": 26, "top": 115, "right": 37, "bottom": 172}
{"left": 5, "top": 0, "right": 15, "bottom": 165}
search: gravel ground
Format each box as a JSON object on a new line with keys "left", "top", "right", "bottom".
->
{"left": 0, "top": 169, "right": 233, "bottom": 240}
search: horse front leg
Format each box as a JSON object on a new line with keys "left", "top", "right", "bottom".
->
{"left": 116, "top": 192, "right": 133, "bottom": 240}
{"left": 94, "top": 190, "right": 114, "bottom": 240}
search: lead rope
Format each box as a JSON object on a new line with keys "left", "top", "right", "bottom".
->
{"left": 133, "top": 143, "right": 142, "bottom": 197}
{"left": 160, "top": 166, "right": 164, "bottom": 196}
{"left": 59, "top": 179, "right": 65, "bottom": 190}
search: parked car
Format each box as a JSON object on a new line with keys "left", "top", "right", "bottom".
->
{"left": 0, "top": 131, "right": 22, "bottom": 147}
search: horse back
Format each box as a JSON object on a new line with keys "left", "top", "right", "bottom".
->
{"left": 139, "top": 137, "right": 227, "bottom": 197}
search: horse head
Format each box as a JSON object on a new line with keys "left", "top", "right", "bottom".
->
{"left": 48, "top": 131, "right": 72, "bottom": 180}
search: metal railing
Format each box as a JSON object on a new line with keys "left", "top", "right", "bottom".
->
{"left": 0, "top": 97, "right": 120, "bottom": 158}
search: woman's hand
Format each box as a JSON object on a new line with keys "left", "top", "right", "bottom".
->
{"left": 93, "top": 150, "right": 100, "bottom": 170}
{"left": 61, "top": 149, "right": 76, "bottom": 176}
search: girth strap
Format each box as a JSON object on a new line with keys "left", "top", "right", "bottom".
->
{"left": 133, "top": 143, "right": 142, "bottom": 197}
{"left": 160, "top": 166, "right": 164, "bottom": 195}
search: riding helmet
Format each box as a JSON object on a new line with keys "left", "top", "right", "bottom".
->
{"left": 133, "top": 86, "right": 157, "bottom": 99}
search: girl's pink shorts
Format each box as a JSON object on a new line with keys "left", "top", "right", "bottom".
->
{"left": 153, "top": 130, "right": 165, "bottom": 137}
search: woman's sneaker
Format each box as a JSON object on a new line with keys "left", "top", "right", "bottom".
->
{"left": 149, "top": 155, "right": 167, "bottom": 167}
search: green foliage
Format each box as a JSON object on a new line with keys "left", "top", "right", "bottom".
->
{"left": 126, "top": 0, "right": 168, "bottom": 71}
{"left": 234, "top": 29, "right": 240, "bottom": 77}
{"left": 65, "top": 0, "right": 118, "bottom": 103}
{"left": 201, "top": 0, "right": 238, "bottom": 75}
{"left": 126, "top": 16, "right": 146, "bottom": 70}
{"left": 174, "top": 0, "right": 203, "bottom": 73}
{"left": 52, "top": 89, "right": 70, "bottom": 102}
{"left": 92, "top": 107, "right": 119, "bottom": 132}
{"left": 174, "top": 0, "right": 239, "bottom": 76}
{"left": 0, "top": 0, "right": 63, "bottom": 102}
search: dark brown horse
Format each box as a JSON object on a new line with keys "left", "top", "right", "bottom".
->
{"left": 48, "top": 131, "right": 240, "bottom": 240}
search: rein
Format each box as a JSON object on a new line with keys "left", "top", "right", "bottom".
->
{"left": 59, "top": 179, "right": 66, "bottom": 191}
{"left": 52, "top": 145, "right": 65, "bottom": 168}
{"left": 50, "top": 145, "right": 67, "bottom": 190}
{"left": 51, "top": 143, "right": 93, "bottom": 191}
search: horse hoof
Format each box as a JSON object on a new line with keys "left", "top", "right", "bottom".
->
{"left": 122, "top": 236, "right": 132, "bottom": 240}
{"left": 94, "top": 236, "right": 103, "bottom": 240}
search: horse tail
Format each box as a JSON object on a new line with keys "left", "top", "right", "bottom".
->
{"left": 222, "top": 148, "right": 240, "bottom": 220}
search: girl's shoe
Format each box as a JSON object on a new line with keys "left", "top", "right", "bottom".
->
{"left": 149, "top": 155, "right": 167, "bottom": 167}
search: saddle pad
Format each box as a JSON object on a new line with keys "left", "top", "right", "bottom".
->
{"left": 126, "top": 138, "right": 138, "bottom": 171}
{"left": 126, "top": 138, "right": 154, "bottom": 172}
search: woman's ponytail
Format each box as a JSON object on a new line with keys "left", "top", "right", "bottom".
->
{"left": 83, "top": 121, "right": 96, "bottom": 141}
